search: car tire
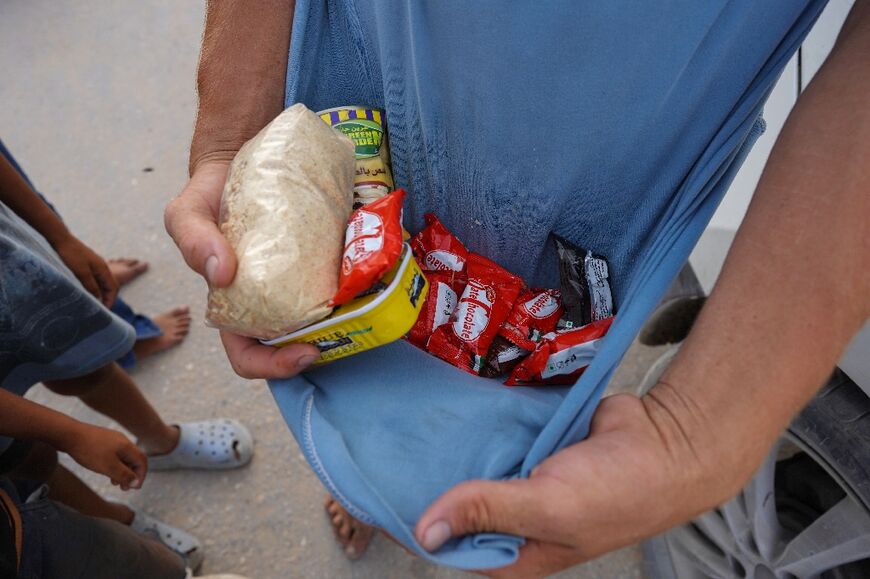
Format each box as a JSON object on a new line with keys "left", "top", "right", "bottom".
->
{"left": 641, "top": 365, "right": 870, "bottom": 579}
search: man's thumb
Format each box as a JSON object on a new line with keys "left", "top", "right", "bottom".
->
{"left": 415, "top": 478, "right": 545, "bottom": 552}
{"left": 165, "top": 184, "right": 237, "bottom": 287}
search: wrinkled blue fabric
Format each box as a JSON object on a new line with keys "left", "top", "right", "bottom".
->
{"left": 268, "top": 0, "right": 827, "bottom": 569}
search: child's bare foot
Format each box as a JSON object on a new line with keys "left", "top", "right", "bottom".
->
{"left": 325, "top": 496, "right": 375, "bottom": 560}
{"left": 132, "top": 306, "right": 192, "bottom": 360}
{"left": 108, "top": 258, "right": 149, "bottom": 286}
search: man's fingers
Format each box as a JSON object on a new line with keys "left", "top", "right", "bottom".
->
{"left": 164, "top": 162, "right": 237, "bottom": 287}
{"left": 220, "top": 331, "right": 321, "bottom": 379}
{"left": 415, "top": 477, "right": 573, "bottom": 552}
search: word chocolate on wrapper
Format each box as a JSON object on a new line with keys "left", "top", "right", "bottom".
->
{"left": 332, "top": 189, "right": 406, "bottom": 306}
{"left": 411, "top": 214, "right": 469, "bottom": 273}
{"left": 507, "top": 317, "right": 614, "bottom": 386}
{"left": 553, "top": 235, "right": 614, "bottom": 330}
{"left": 428, "top": 254, "right": 523, "bottom": 374}
{"left": 406, "top": 271, "right": 466, "bottom": 348}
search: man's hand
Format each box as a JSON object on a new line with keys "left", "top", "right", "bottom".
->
{"left": 62, "top": 423, "right": 148, "bottom": 491}
{"left": 415, "top": 393, "right": 754, "bottom": 578}
{"left": 165, "top": 160, "right": 321, "bottom": 379}
{"left": 53, "top": 234, "right": 118, "bottom": 307}
{"left": 165, "top": 0, "right": 300, "bottom": 378}
{"left": 164, "top": 160, "right": 235, "bottom": 287}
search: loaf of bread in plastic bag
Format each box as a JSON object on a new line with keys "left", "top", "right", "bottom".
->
{"left": 206, "top": 103, "right": 356, "bottom": 339}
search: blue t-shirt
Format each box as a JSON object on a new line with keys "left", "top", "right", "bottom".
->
{"left": 273, "top": 0, "right": 827, "bottom": 568}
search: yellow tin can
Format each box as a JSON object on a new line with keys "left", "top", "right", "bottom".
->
{"left": 262, "top": 244, "right": 428, "bottom": 365}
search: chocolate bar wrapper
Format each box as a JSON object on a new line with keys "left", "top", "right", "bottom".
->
{"left": 553, "top": 235, "right": 614, "bottom": 330}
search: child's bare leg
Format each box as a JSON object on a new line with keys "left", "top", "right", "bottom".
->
{"left": 9, "top": 440, "right": 200, "bottom": 571}
{"left": 43, "top": 363, "right": 179, "bottom": 456}
{"left": 5, "top": 440, "right": 58, "bottom": 483}
{"left": 48, "top": 465, "right": 134, "bottom": 524}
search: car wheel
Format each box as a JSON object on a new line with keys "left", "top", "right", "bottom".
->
{"left": 641, "top": 360, "right": 870, "bottom": 578}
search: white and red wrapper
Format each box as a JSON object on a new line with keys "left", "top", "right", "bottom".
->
{"left": 406, "top": 271, "right": 466, "bottom": 348}
{"left": 332, "top": 189, "right": 406, "bottom": 306}
{"left": 410, "top": 214, "right": 469, "bottom": 273}
{"left": 481, "top": 288, "right": 563, "bottom": 377}
{"left": 506, "top": 317, "right": 613, "bottom": 386}
{"left": 499, "top": 288, "right": 563, "bottom": 351}
{"left": 427, "top": 253, "right": 523, "bottom": 374}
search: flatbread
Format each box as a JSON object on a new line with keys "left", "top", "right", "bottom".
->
{"left": 206, "top": 103, "right": 356, "bottom": 339}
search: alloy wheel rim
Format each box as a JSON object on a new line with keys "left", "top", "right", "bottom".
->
{"left": 662, "top": 435, "right": 870, "bottom": 579}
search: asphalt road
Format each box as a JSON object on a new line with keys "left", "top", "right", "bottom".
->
{"left": 0, "top": 2, "right": 654, "bottom": 577}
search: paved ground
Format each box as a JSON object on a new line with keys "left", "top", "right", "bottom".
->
{"left": 0, "top": 2, "right": 656, "bottom": 577}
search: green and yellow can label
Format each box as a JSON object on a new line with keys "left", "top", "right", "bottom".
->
{"left": 318, "top": 106, "right": 395, "bottom": 206}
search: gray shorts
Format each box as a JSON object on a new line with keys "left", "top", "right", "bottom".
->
{"left": 15, "top": 488, "right": 185, "bottom": 579}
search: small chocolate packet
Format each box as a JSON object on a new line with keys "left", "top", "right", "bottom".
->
{"left": 481, "top": 335, "right": 530, "bottom": 378}
{"left": 553, "top": 235, "right": 614, "bottom": 330}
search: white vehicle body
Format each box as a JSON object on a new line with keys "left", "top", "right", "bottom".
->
{"left": 688, "top": 0, "right": 869, "bottom": 396}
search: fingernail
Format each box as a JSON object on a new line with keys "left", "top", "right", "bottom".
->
{"left": 205, "top": 255, "right": 219, "bottom": 284}
{"left": 421, "top": 520, "right": 452, "bottom": 552}
{"left": 297, "top": 354, "right": 319, "bottom": 370}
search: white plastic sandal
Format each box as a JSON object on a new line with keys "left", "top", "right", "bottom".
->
{"left": 148, "top": 419, "right": 254, "bottom": 471}
{"left": 128, "top": 505, "right": 204, "bottom": 571}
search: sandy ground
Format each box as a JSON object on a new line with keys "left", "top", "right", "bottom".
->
{"left": 0, "top": 1, "right": 658, "bottom": 577}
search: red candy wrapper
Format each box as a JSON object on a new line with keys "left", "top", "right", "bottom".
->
{"left": 410, "top": 213, "right": 469, "bottom": 273}
{"left": 481, "top": 288, "right": 563, "bottom": 377}
{"left": 332, "top": 189, "right": 406, "bottom": 306}
{"left": 406, "top": 271, "right": 466, "bottom": 348}
{"left": 500, "top": 288, "right": 563, "bottom": 350}
{"left": 428, "top": 253, "right": 523, "bottom": 374}
{"left": 506, "top": 317, "right": 613, "bottom": 386}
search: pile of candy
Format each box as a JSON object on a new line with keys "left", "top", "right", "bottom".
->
{"left": 407, "top": 215, "right": 615, "bottom": 386}
{"left": 327, "top": 182, "right": 615, "bottom": 386}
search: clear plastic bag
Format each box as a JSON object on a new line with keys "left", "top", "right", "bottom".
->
{"left": 206, "top": 103, "right": 355, "bottom": 339}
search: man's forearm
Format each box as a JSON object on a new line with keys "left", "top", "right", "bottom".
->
{"left": 0, "top": 390, "right": 82, "bottom": 452}
{"left": 648, "top": 2, "right": 870, "bottom": 498}
{"left": 190, "top": 0, "right": 295, "bottom": 174}
{"left": 0, "top": 153, "right": 71, "bottom": 246}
